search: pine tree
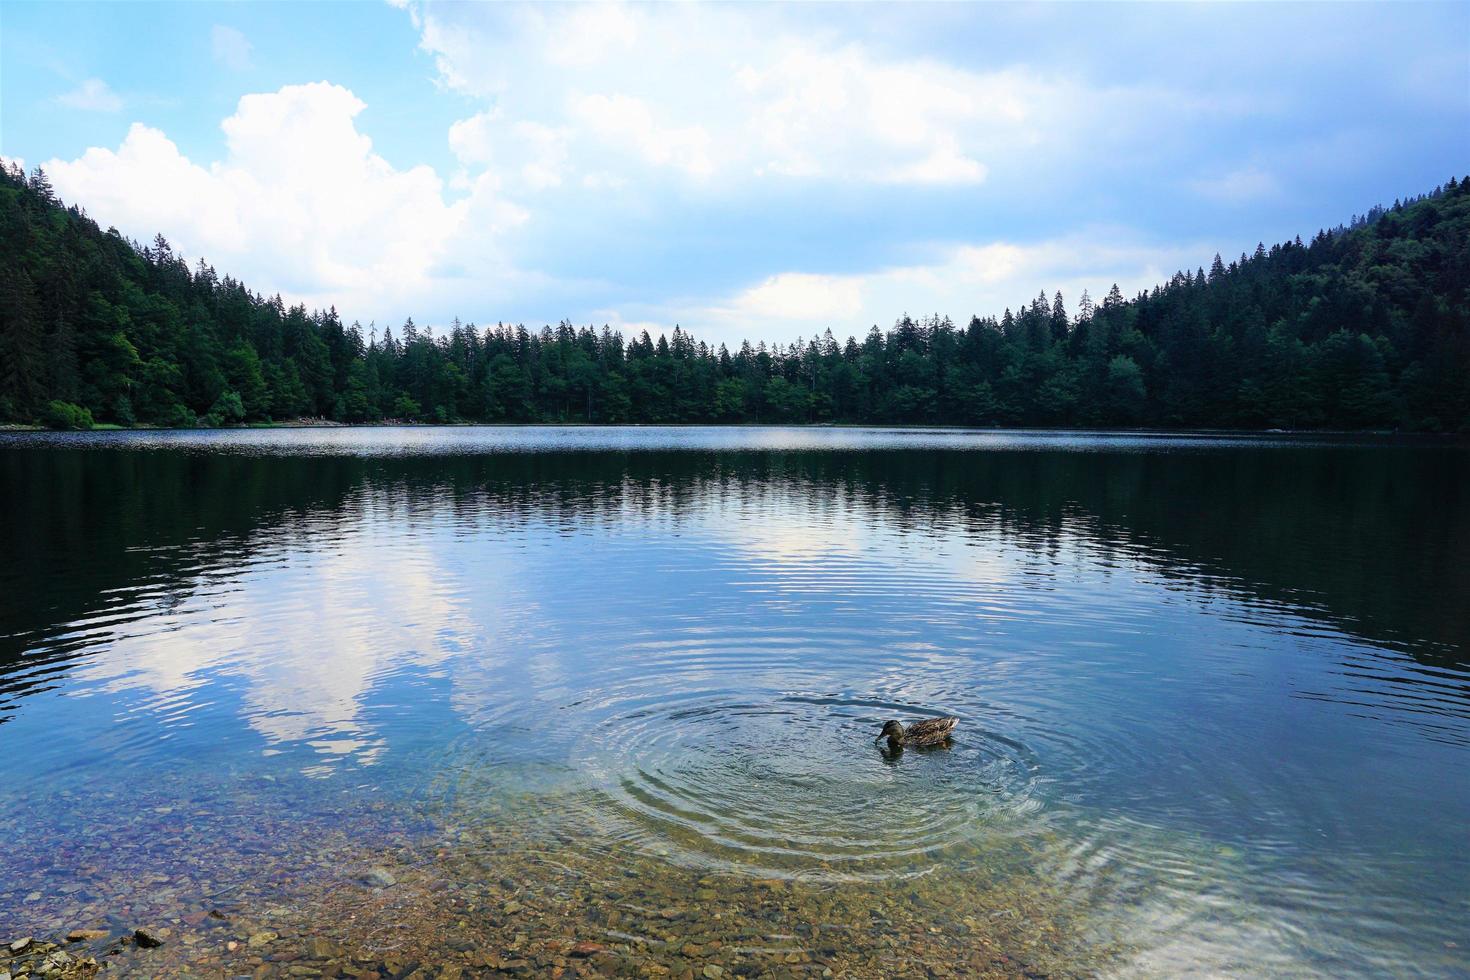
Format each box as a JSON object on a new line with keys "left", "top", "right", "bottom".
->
{"left": 0, "top": 265, "right": 45, "bottom": 415}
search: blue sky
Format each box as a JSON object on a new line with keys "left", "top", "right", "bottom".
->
{"left": 2, "top": 1, "right": 1467, "bottom": 349}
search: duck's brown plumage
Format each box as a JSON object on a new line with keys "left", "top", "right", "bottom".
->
{"left": 902, "top": 716, "right": 958, "bottom": 745}
{"left": 880, "top": 716, "right": 958, "bottom": 747}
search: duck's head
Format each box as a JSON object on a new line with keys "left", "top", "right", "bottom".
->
{"left": 876, "top": 720, "right": 905, "bottom": 745}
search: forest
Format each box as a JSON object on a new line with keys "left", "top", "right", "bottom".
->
{"left": 2, "top": 161, "right": 1467, "bottom": 431}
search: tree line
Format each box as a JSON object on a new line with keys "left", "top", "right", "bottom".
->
{"left": 2, "top": 160, "right": 1467, "bottom": 431}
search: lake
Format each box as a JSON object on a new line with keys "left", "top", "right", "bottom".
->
{"left": 1, "top": 427, "right": 1466, "bottom": 977}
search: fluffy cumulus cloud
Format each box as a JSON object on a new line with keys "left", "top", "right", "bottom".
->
{"left": 448, "top": 111, "right": 572, "bottom": 190}
{"left": 735, "top": 45, "right": 1002, "bottom": 184}
{"left": 419, "top": 3, "right": 1068, "bottom": 191}
{"left": 730, "top": 273, "right": 866, "bottom": 322}
{"left": 569, "top": 94, "right": 714, "bottom": 179}
{"left": 46, "top": 82, "right": 521, "bottom": 313}
{"left": 389, "top": 0, "right": 1300, "bottom": 342}
{"left": 690, "top": 234, "right": 1205, "bottom": 348}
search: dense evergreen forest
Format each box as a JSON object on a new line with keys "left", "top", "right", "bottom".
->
{"left": 2, "top": 160, "right": 1468, "bottom": 431}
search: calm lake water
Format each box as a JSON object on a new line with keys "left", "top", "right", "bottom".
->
{"left": 1, "top": 427, "right": 1466, "bottom": 977}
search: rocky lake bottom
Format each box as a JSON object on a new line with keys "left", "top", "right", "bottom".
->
{"left": 1, "top": 768, "right": 1109, "bottom": 979}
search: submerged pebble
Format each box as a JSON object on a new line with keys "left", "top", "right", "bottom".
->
{"left": 363, "top": 868, "right": 397, "bottom": 889}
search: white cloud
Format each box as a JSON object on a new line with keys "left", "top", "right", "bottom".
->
{"left": 449, "top": 111, "right": 570, "bottom": 190}
{"left": 885, "top": 146, "right": 988, "bottom": 186}
{"left": 1190, "top": 166, "right": 1280, "bottom": 203}
{"left": 543, "top": 3, "right": 638, "bottom": 68}
{"left": 375, "top": 2, "right": 1277, "bottom": 338}
{"left": 687, "top": 233, "right": 1205, "bottom": 348}
{"left": 56, "top": 78, "right": 122, "bottom": 113}
{"left": 411, "top": 4, "right": 1088, "bottom": 190}
{"left": 580, "top": 171, "right": 627, "bottom": 191}
{"left": 569, "top": 93, "right": 714, "bottom": 178}
{"left": 726, "top": 273, "right": 865, "bottom": 321}
{"left": 736, "top": 45, "right": 1008, "bottom": 185}
{"left": 447, "top": 109, "right": 500, "bottom": 166}
{"left": 45, "top": 82, "right": 521, "bottom": 313}
{"left": 514, "top": 122, "right": 571, "bottom": 190}
{"left": 211, "top": 25, "right": 254, "bottom": 71}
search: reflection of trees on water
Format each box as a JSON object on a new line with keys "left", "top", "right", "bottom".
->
{"left": 2, "top": 442, "right": 1466, "bottom": 721}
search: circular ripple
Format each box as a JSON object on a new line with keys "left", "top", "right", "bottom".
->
{"left": 558, "top": 691, "right": 1041, "bottom": 880}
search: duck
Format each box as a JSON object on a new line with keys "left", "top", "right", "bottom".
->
{"left": 875, "top": 716, "right": 957, "bottom": 749}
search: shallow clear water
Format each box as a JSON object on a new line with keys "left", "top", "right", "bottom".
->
{"left": 1, "top": 427, "right": 1467, "bottom": 975}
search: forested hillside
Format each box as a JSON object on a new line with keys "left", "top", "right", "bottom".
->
{"left": 2, "top": 160, "right": 1467, "bottom": 431}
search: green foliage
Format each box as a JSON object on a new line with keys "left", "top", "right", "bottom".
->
{"left": 41, "top": 400, "right": 94, "bottom": 430}
{"left": 2, "top": 159, "right": 1467, "bottom": 431}
{"left": 1104, "top": 356, "right": 1147, "bottom": 422}
{"left": 206, "top": 390, "right": 246, "bottom": 427}
{"left": 763, "top": 376, "right": 811, "bottom": 422}
{"left": 391, "top": 393, "right": 422, "bottom": 421}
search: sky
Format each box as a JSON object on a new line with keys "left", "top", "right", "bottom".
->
{"left": 2, "top": 1, "right": 1467, "bottom": 349}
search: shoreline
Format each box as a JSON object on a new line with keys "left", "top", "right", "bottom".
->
{"left": 0, "top": 420, "right": 1455, "bottom": 439}
{"left": 0, "top": 771, "right": 1108, "bottom": 980}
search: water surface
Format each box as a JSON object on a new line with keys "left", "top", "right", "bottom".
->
{"left": 1, "top": 427, "right": 1466, "bottom": 976}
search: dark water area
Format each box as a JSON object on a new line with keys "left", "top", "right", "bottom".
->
{"left": 0, "top": 427, "right": 1466, "bottom": 977}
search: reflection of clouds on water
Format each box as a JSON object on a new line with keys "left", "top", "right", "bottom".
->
{"left": 72, "top": 520, "right": 481, "bottom": 772}
{"left": 714, "top": 493, "right": 1018, "bottom": 591}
